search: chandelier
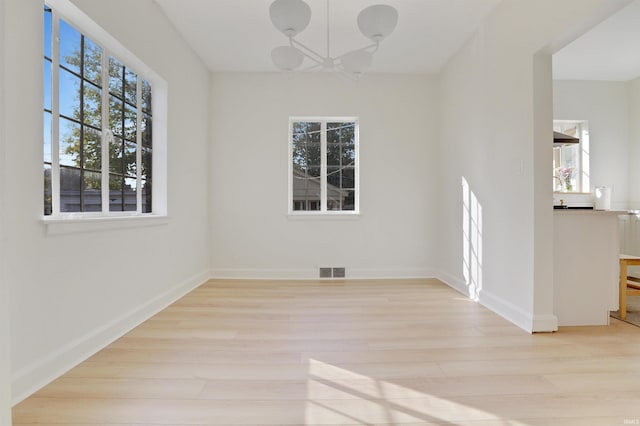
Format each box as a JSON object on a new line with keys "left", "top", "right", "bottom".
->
{"left": 269, "top": 0, "right": 398, "bottom": 77}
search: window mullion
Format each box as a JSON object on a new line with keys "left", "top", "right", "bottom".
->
{"left": 288, "top": 120, "right": 293, "bottom": 214}
{"left": 119, "top": 68, "right": 125, "bottom": 212}
{"left": 320, "top": 121, "right": 327, "bottom": 212}
{"left": 581, "top": 128, "right": 590, "bottom": 193}
{"left": 101, "top": 51, "right": 110, "bottom": 213}
{"left": 79, "top": 36, "right": 85, "bottom": 211}
{"left": 354, "top": 119, "right": 360, "bottom": 213}
{"left": 338, "top": 123, "right": 343, "bottom": 210}
{"left": 578, "top": 124, "right": 584, "bottom": 192}
{"left": 136, "top": 75, "right": 142, "bottom": 213}
{"left": 51, "top": 11, "right": 61, "bottom": 216}
{"left": 577, "top": 126, "right": 582, "bottom": 192}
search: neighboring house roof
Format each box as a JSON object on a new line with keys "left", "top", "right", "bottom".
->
{"left": 292, "top": 166, "right": 346, "bottom": 201}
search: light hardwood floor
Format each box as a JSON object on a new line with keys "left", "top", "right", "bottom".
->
{"left": 12, "top": 278, "right": 640, "bottom": 425}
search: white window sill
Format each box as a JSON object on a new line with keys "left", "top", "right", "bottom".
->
{"left": 42, "top": 214, "right": 169, "bottom": 235}
{"left": 287, "top": 212, "right": 361, "bottom": 221}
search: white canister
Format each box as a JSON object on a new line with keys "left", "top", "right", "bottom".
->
{"left": 594, "top": 186, "right": 612, "bottom": 210}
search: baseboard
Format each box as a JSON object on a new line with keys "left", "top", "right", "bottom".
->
{"left": 209, "top": 267, "right": 436, "bottom": 280}
{"left": 478, "top": 291, "right": 558, "bottom": 333}
{"left": 209, "top": 268, "right": 314, "bottom": 280}
{"left": 435, "top": 271, "right": 555, "bottom": 333}
{"left": 11, "top": 269, "right": 210, "bottom": 405}
{"left": 478, "top": 288, "right": 559, "bottom": 333}
{"left": 434, "top": 270, "right": 470, "bottom": 297}
{"left": 345, "top": 268, "right": 436, "bottom": 279}
{"left": 475, "top": 288, "right": 533, "bottom": 332}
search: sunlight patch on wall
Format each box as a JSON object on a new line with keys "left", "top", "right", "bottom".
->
{"left": 463, "top": 177, "right": 483, "bottom": 301}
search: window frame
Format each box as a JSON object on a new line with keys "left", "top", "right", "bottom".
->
{"left": 288, "top": 116, "right": 360, "bottom": 216}
{"left": 43, "top": 0, "right": 167, "bottom": 224}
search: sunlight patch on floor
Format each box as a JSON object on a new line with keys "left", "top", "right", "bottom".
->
{"left": 305, "top": 358, "right": 532, "bottom": 425}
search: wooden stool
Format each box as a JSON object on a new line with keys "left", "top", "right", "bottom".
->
{"left": 619, "top": 255, "right": 640, "bottom": 320}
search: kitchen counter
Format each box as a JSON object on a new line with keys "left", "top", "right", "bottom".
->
{"left": 553, "top": 210, "right": 623, "bottom": 325}
{"left": 553, "top": 209, "right": 626, "bottom": 215}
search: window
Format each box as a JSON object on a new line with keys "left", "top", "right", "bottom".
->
{"left": 289, "top": 118, "right": 359, "bottom": 214}
{"left": 44, "top": 1, "right": 164, "bottom": 218}
{"left": 553, "top": 120, "right": 589, "bottom": 193}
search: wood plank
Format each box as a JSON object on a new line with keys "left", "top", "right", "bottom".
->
{"left": 13, "top": 278, "right": 640, "bottom": 425}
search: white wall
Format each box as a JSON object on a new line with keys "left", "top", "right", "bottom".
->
{"left": 438, "top": 0, "right": 631, "bottom": 332}
{"left": 628, "top": 77, "right": 640, "bottom": 209}
{"left": 553, "top": 80, "right": 630, "bottom": 210}
{"left": 209, "top": 73, "right": 439, "bottom": 279}
{"left": 5, "top": 0, "right": 210, "bottom": 403}
{"left": 0, "top": 0, "right": 13, "bottom": 422}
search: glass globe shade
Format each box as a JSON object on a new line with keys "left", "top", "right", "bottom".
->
{"left": 271, "top": 46, "right": 304, "bottom": 71}
{"left": 357, "top": 4, "right": 398, "bottom": 42}
{"left": 340, "top": 50, "right": 373, "bottom": 74}
{"left": 269, "top": 0, "right": 312, "bottom": 37}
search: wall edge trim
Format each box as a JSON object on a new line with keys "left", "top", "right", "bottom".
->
{"left": 532, "top": 314, "right": 559, "bottom": 332}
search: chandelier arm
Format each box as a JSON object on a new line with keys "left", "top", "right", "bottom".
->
{"left": 290, "top": 38, "right": 326, "bottom": 64}
{"left": 334, "top": 42, "right": 379, "bottom": 66}
{"left": 326, "top": 0, "right": 330, "bottom": 58}
{"left": 336, "top": 43, "right": 380, "bottom": 65}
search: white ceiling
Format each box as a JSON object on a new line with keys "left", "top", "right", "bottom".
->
{"left": 553, "top": 0, "right": 640, "bottom": 82}
{"left": 154, "top": 0, "right": 503, "bottom": 74}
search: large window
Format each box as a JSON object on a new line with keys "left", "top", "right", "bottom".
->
{"left": 553, "top": 120, "right": 589, "bottom": 193}
{"left": 44, "top": 2, "right": 158, "bottom": 217}
{"left": 289, "top": 118, "right": 359, "bottom": 214}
